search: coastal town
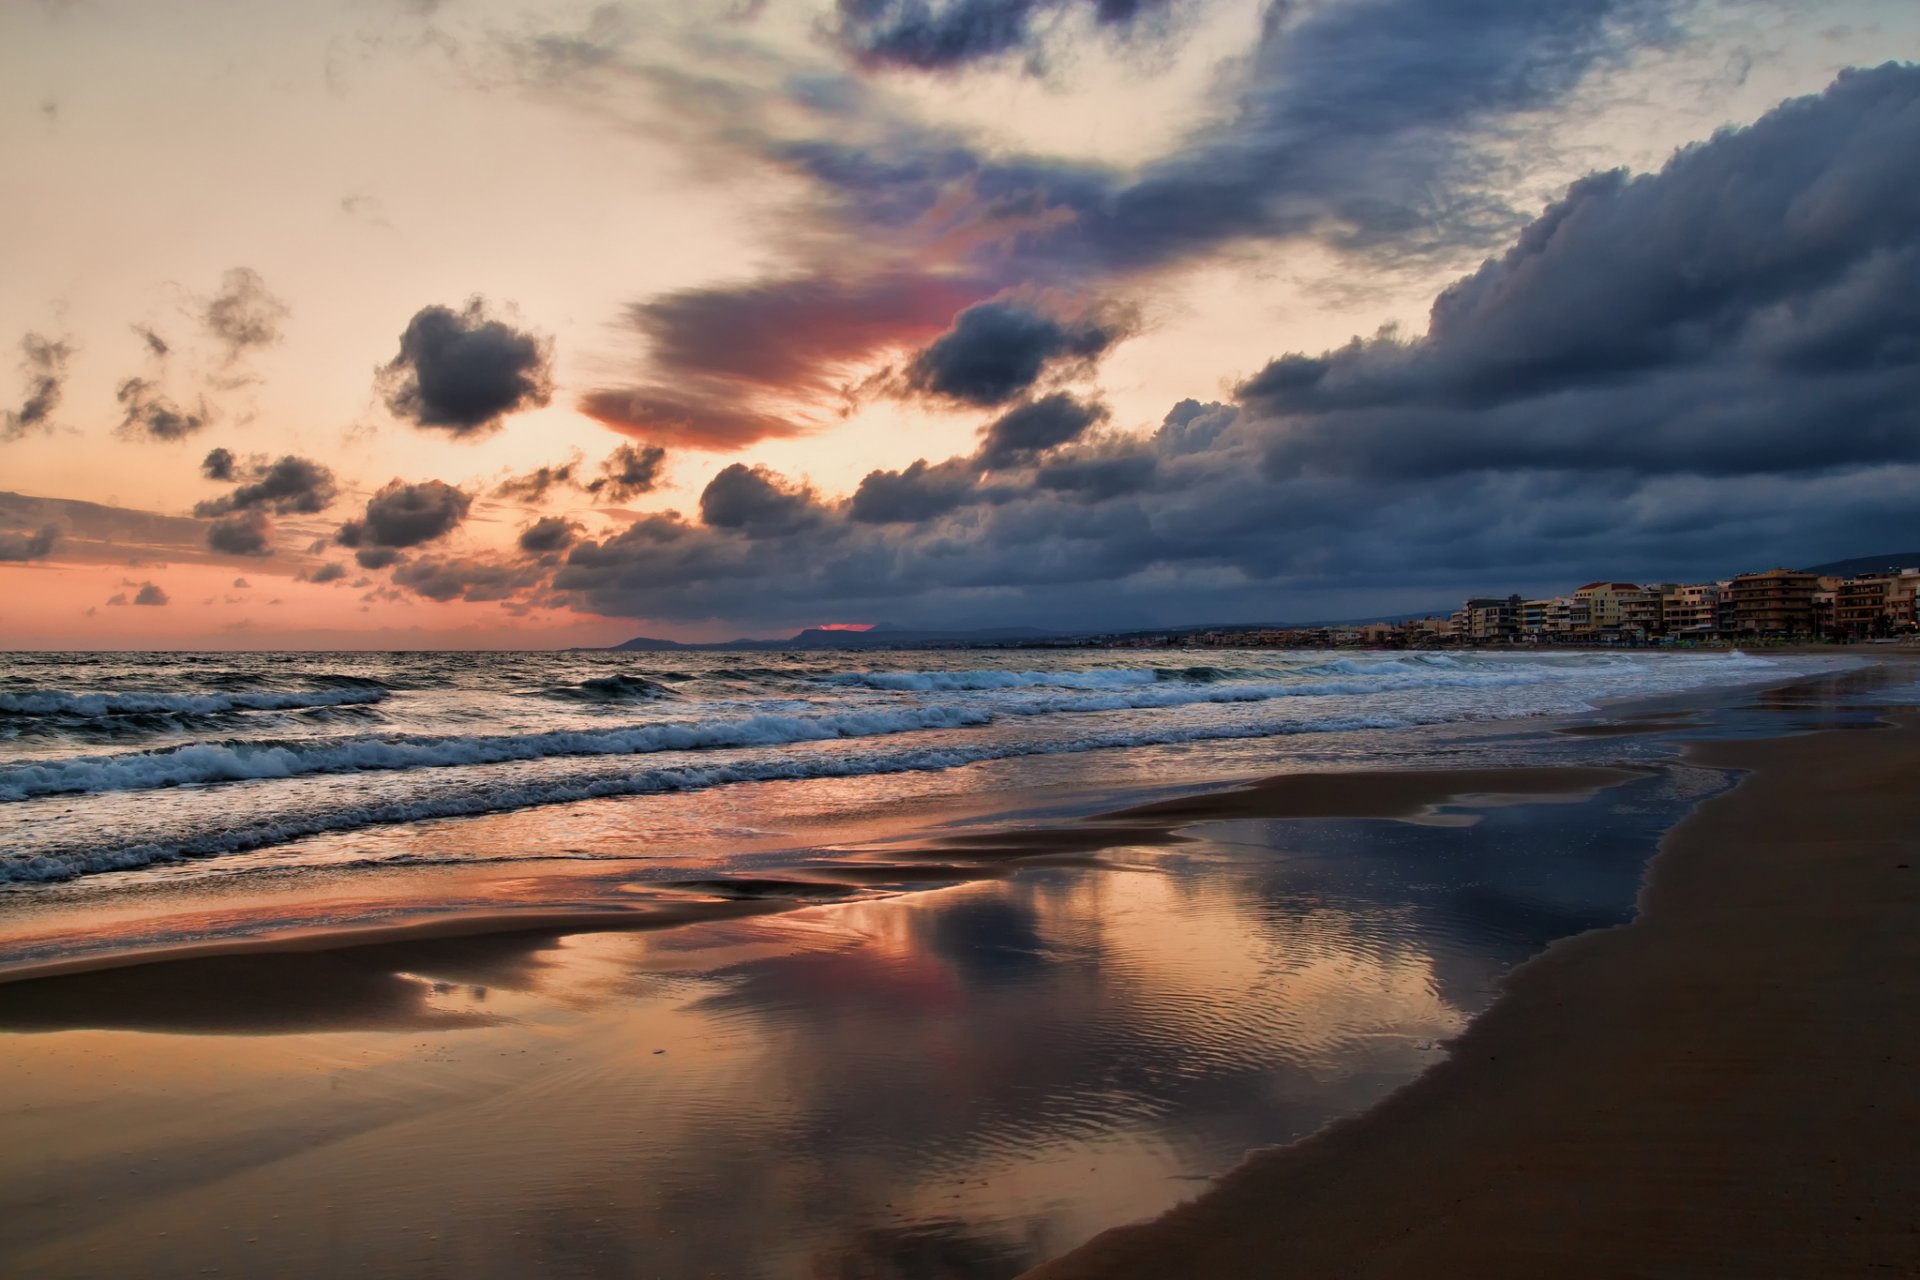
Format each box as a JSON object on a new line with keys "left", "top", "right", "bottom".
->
{"left": 1107, "top": 563, "right": 1920, "bottom": 650}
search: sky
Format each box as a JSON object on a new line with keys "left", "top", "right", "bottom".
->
{"left": 2, "top": 0, "right": 1917, "bottom": 647}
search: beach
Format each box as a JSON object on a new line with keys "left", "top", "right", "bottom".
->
{"left": 1029, "top": 671, "right": 1920, "bottom": 1279}
{"left": 1, "top": 652, "right": 1914, "bottom": 1276}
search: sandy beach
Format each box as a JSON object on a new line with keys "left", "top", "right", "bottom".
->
{"left": 1, "top": 661, "right": 1914, "bottom": 1277}
{"left": 1027, "top": 704, "right": 1920, "bottom": 1277}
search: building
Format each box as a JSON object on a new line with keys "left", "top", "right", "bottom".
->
{"left": 1833, "top": 576, "right": 1890, "bottom": 639}
{"left": 1660, "top": 583, "right": 1723, "bottom": 640}
{"left": 1456, "top": 596, "right": 1522, "bottom": 644}
{"left": 1730, "top": 568, "right": 1819, "bottom": 637}
{"left": 1571, "top": 582, "right": 1647, "bottom": 641}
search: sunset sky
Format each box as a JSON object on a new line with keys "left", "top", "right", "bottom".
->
{"left": 3, "top": 0, "right": 1916, "bottom": 647}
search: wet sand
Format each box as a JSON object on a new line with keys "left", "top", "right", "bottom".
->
{"left": 1024, "top": 713, "right": 1920, "bottom": 1279}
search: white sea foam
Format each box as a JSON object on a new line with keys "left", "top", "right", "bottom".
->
{"left": 0, "top": 710, "right": 1417, "bottom": 883}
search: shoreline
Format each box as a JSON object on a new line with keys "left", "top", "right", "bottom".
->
{"left": 1021, "top": 708, "right": 1920, "bottom": 1278}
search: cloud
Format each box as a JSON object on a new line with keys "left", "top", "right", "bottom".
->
{"left": 540, "top": 68, "right": 1920, "bottom": 633}
{"left": 1240, "top": 62, "right": 1920, "bottom": 482}
{"left": 115, "top": 377, "right": 211, "bottom": 441}
{"left": 849, "top": 456, "right": 988, "bottom": 524}
{"left": 699, "top": 464, "right": 824, "bottom": 535}
{"left": 201, "top": 268, "right": 288, "bottom": 362}
{"left": 582, "top": 272, "right": 978, "bottom": 451}
{"left": 134, "top": 325, "right": 170, "bottom": 358}
{"left": 0, "top": 525, "right": 58, "bottom": 561}
{"left": 3, "top": 332, "right": 74, "bottom": 441}
{"left": 353, "top": 546, "right": 403, "bottom": 570}
{"left": 522, "top": 0, "right": 1682, "bottom": 459}
{"left": 194, "top": 455, "right": 339, "bottom": 517}
{"left": 132, "top": 582, "right": 169, "bottom": 606}
{"left": 830, "top": 0, "right": 1178, "bottom": 73}
{"left": 207, "top": 510, "right": 274, "bottom": 556}
{"left": 377, "top": 298, "right": 554, "bottom": 436}
{"left": 201, "top": 447, "right": 237, "bottom": 481}
{"left": 231, "top": 577, "right": 250, "bottom": 588}
{"left": 494, "top": 459, "right": 579, "bottom": 503}
{"left": 585, "top": 442, "right": 667, "bottom": 502}
{"left": 903, "top": 299, "right": 1126, "bottom": 407}
{"left": 336, "top": 479, "right": 472, "bottom": 548}
{"left": 517, "top": 516, "right": 580, "bottom": 554}
{"left": 305, "top": 562, "right": 348, "bottom": 584}
{"left": 391, "top": 554, "right": 546, "bottom": 603}
{"left": 976, "top": 392, "right": 1107, "bottom": 469}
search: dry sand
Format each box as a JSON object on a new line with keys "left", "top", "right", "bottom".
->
{"left": 1023, "top": 715, "right": 1920, "bottom": 1279}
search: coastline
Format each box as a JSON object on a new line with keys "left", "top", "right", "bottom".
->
{"left": 1, "top": 660, "right": 1910, "bottom": 1276}
{"left": 1022, "top": 707, "right": 1920, "bottom": 1277}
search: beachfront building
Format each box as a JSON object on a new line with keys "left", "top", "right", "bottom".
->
{"left": 1730, "top": 568, "right": 1820, "bottom": 637}
{"left": 1832, "top": 568, "right": 1920, "bottom": 639}
{"left": 1455, "top": 595, "right": 1523, "bottom": 644}
{"left": 1570, "top": 582, "right": 1647, "bottom": 642}
{"left": 1661, "top": 583, "right": 1724, "bottom": 640}
{"left": 1833, "top": 576, "right": 1887, "bottom": 639}
{"left": 1621, "top": 587, "right": 1664, "bottom": 640}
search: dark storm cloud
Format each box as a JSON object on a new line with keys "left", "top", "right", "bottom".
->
{"left": 378, "top": 299, "right": 554, "bottom": 437}
{"left": 206, "top": 511, "right": 274, "bottom": 557}
{"left": 194, "top": 456, "right": 339, "bottom": 517}
{"left": 585, "top": 442, "right": 667, "bottom": 502}
{"left": 0, "top": 525, "right": 58, "bottom": 561}
{"left": 336, "top": 479, "right": 472, "bottom": 549}
{"left": 391, "top": 555, "right": 546, "bottom": 603}
{"left": 904, "top": 299, "right": 1125, "bottom": 406}
{"left": 699, "top": 464, "right": 825, "bottom": 536}
{"left": 976, "top": 393, "right": 1107, "bottom": 469}
{"left": 202, "top": 268, "right": 288, "bottom": 362}
{"left": 115, "top": 377, "right": 211, "bottom": 441}
{"left": 517, "top": 516, "right": 579, "bottom": 554}
{"left": 539, "top": 68, "right": 1920, "bottom": 633}
{"left": 831, "top": 0, "right": 1177, "bottom": 73}
{"left": 1242, "top": 63, "right": 1920, "bottom": 481}
{"left": 3, "top": 332, "right": 74, "bottom": 441}
{"left": 849, "top": 456, "right": 988, "bottom": 524}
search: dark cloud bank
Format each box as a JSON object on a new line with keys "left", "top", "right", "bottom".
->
{"left": 503, "top": 66, "right": 1920, "bottom": 631}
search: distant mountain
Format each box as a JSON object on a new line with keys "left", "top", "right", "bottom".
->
{"left": 608, "top": 635, "right": 690, "bottom": 651}
{"left": 1800, "top": 552, "right": 1920, "bottom": 578}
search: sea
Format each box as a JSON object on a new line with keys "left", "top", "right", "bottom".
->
{"left": 0, "top": 646, "right": 1822, "bottom": 889}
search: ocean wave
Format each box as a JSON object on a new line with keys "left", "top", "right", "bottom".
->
{"left": 0, "top": 687, "right": 390, "bottom": 718}
{"left": 0, "top": 711, "right": 1418, "bottom": 884}
{"left": 0, "top": 704, "right": 999, "bottom": 800}
{"left": 537, "top": 673, "right": 677, "bottom": 704}
{"left": 824, "top": 667, "right": 1179, "bottom": 692}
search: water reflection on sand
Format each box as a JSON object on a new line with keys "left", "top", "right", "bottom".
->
{"left": 0, "top": 760, "right": 1723, "bottom": 1280}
